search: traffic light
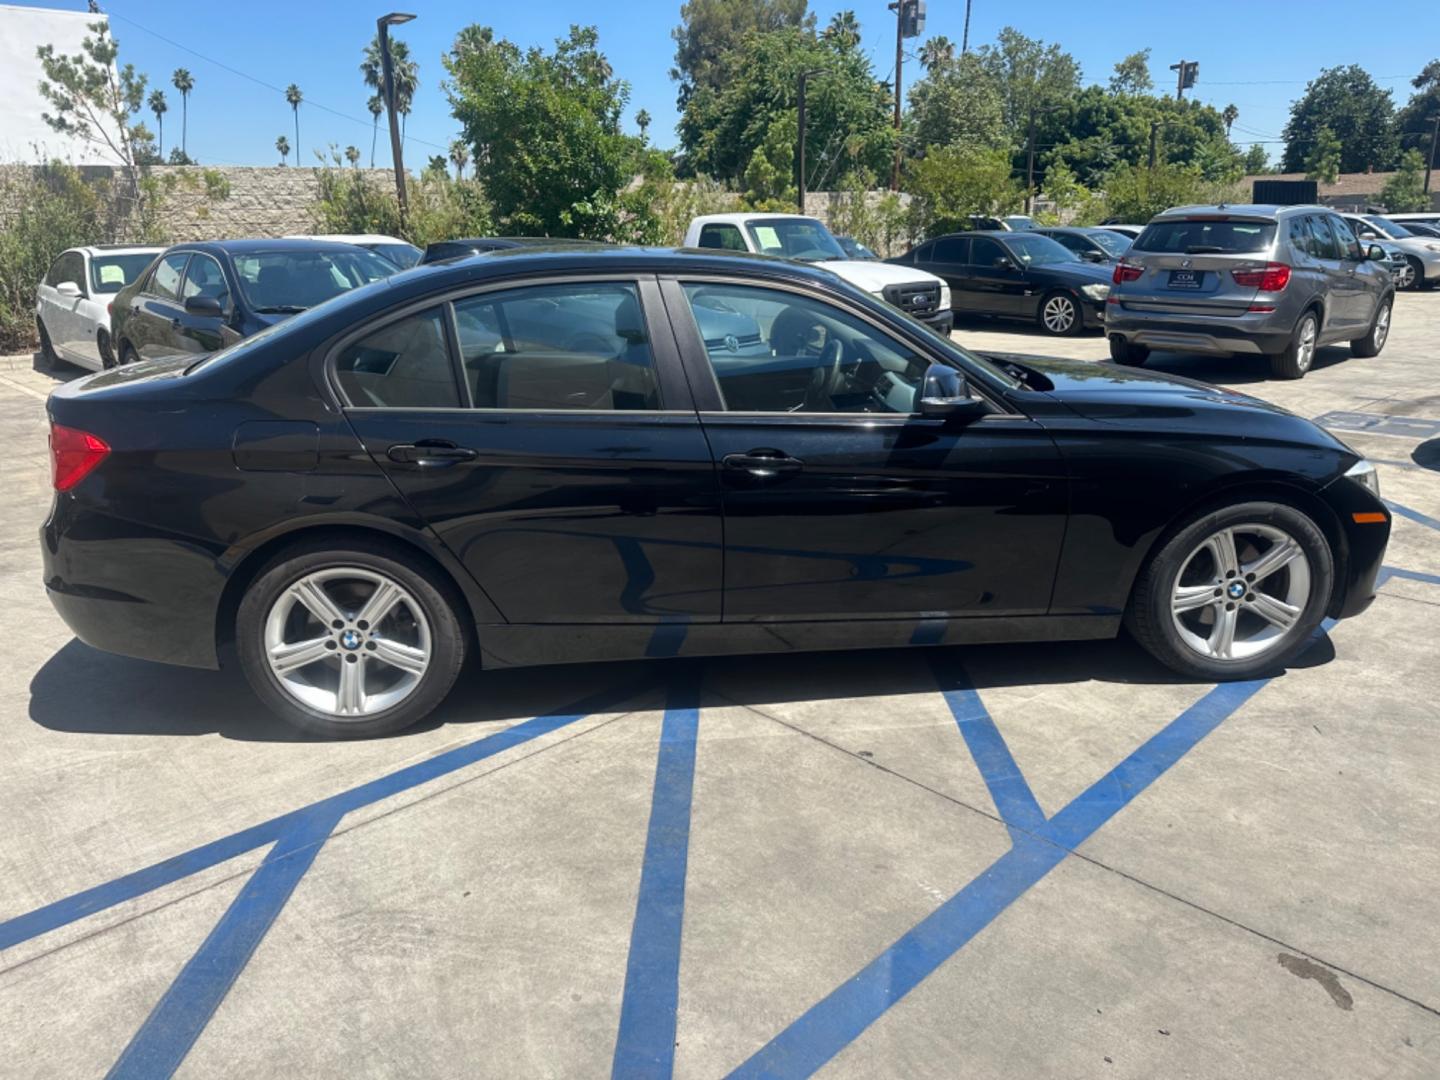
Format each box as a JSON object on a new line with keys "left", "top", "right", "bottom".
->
{"left": 1180, "top": 61, "right": 1199, "bottom": 89}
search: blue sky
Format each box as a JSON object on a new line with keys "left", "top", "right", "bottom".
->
{"left": 18, "top": 0, "right": 1440, "bottom": 170}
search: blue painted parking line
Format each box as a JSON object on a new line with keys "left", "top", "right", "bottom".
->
{"left": 612, "top": 671, "right": 703, "bottom": 1079}
{"left": 1385, "top": 499, "right": 1440, "bottom": 533}
{"left": 1377, "top": 566, "right": 1440, "bottom": 588}
{"left": 107, "top": 807, "right": 344, "bottom": 1080}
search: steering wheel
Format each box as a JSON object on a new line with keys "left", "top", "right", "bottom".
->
{"left": 803, "top": 338, "right": 846, "bottom": 411}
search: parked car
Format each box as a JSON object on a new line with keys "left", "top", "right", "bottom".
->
{"left": 1001, "top": 214, "right": 1037, "bottom": 231}
{"left": 1105, "top": 204, "right": 1394, "bottom": 379}
{"left": 1100, "top": 224, "right": 1146, "bottom": 240}
{"left": 685, "top": 213, "right": 954, "bottom": 335}
{"left": 1340, "top": 214, "right": 1440, "bottom": 291}
{"left": 889, "top": 231, "right": 1113, "bottom": 336}
{"left": 35, "top": 245, "right": 163, "bottom": 370}
{"left": 835, "top": 235, "right": 880, "bottom": 260}
{"left": 1384, "top": 212, "right": 1440, "bottom": 229}
{"left": 41, "top": 246, "right": 1391, "bottom": 737}
{"left": 110, "top": 239, "right": 398, "bottom": 364}
{"left": 1395, "top": 221, "right": 1440, "bottom": 239}
{"left": 419, "top": 237, "right": 602, "bottom": 263}
{"left": 1034, "top": 226, "right": 1132, "bottom": 264}
{"left": 1372, "top": 238, "right": 1415, "bottom": 288}
{"left": 287, "top": 233, "right": 422, "bottom": 269}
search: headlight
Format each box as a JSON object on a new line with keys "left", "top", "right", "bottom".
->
{"left": 1080, "top": 283, "right": 1110, "bottom": 301}
{"left": 939, "top": 284, "right": 951, "bottom": 310}
{"left": 1345, "top": 458, "right": 1380, "bottom": 498}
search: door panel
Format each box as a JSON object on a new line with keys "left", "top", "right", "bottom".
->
{"left": 965, "top": 237, "right": 1029, "bottom": 317}
{"left": 134, "top": 253, "right": 191, "bottom": 360}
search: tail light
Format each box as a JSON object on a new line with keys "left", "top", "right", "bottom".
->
{"left": 50, "top": 423, "right": 110, "bottom": 491}
{"left": 1231, "top": 263, "right": 1291, "bottom": 291}
{"left": 107, "top": 301, "right": 114, "bottom": 316}
{"left": 1112, "top": 260, "right": 1143, "bottom": 284}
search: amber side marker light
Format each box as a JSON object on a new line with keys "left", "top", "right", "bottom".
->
{"left": 1352, "top": 512, "right": 1388, "bottom": 524}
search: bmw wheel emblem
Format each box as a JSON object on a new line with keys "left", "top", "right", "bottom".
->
{"left": 340, "top": 629, "right": 363, "bottom": 650}
{"left": 1227, "top": 582, "right": 1246, "bottom": 600}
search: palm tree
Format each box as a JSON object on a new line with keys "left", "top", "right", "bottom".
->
{"left": 147, "top": 89, "right": 167, "bottom": 160}
{"left": 367, "top": 95, "right": 383, "bottom": 167}
{"left": 276, "top": 134, "right": 290, "bottom": 166}
{"left": 345, "top": 145, "right": 361, "bottom": 168}
{"left": 635, "top": 109, "right": 651, "bottom": 143}
{"left": 919, "top": 36, "right": 955, "bottom": 72}
{"left": 362, "top": 34, "right": 419, "bottom": 141}
{"left": 172, "top": 69, "right": 194, "bottom": 159}
{"left": 285, "top": 84, "right": 303, "bottom": 162}
{"left": 1222, "top": 103, "right": 1239, "bottom": 138}
{"left": 824, "top": 10, "right": 861, "bottom": 50}
{"left": 449, "top": 138, "right": 469, "bottom": 180}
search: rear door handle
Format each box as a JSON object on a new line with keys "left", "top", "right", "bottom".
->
{"left": 386, "top": 440, "right": 479, "bottom": 467}
{"left": 722, "top": 448, "right": 803, "bottom": 475}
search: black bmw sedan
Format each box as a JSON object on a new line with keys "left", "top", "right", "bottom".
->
{"left": 43, "top": 247, "right": 1390, "bottom": 737}
{"left": 889, "top": 231, "right": 1115, "bottom": 336}
{"left": 109, "top": 239, "right": 398, "bottom": 364}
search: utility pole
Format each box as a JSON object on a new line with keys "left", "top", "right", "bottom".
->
{"left": 797, "top": 70, "right": 819, "bottom": 213}
{"left": 1425, "top": 113, "right": 1439, "bottom": 196}
{"left": 1025, "top": 107, "right": 1038, "bottom": 213}
{"left": 377, "top": 12, "right": 416, "bottom": 221}
{"left": 1170, "top": 59, "right": 1198, "bottom": 101}
{"left": 887, "top": 0, "right": 925, "bottom": 191}
{"left": 1149, "top": 120, "right": 1160, "bottom": 169}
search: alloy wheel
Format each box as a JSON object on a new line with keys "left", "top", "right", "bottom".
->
{"left": 1395, "top": 262, "right": 1416, "bottom": 290}
{"left": 1170, "top": 523, "right": 1312, "bottom": 662}
{"left": 1295, "top": 316, "right": 1317, "bottom": 374}
{"left": 263, "top": 567, "right": 432, "bottom": 719}
{"left": 1374, "top": 303, "right": 1391, "bottom": 350}
{"left": 1042, "top": 295, "right": 1076, "bottom": 334}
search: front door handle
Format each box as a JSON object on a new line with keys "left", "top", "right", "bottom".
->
{"left": 722, "top": 448, "right": 803, "bottom": 476}
{"left": 386, "top": 440, "right": 479, "bottom": 467}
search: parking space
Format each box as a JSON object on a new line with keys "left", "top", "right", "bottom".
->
{"left": 2, "top": 293, "right": 1439, "bottom": 1077}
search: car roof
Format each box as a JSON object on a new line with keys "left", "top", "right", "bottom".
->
{"left": 929, "top": 231, "right": 1020, "bottom": 240}
{"left": 167, "top": 238, "right": 377, "bottom": 255}
{"left": 285, "top": 233, "right": 413, "bottom": 245}
{"left": 691, "top": 212, "right": 817, "bottom": 226}
{"left": 1151, "top": 203, "right": 1329, "bottom": 222}
{"left": 72, "top": 245, "right": 165, "bottom": 257}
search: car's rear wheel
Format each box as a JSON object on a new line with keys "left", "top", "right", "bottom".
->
{"left": 37, "top": 319, "right": 58, "bottom": 367}
{"left": 118, "top": 340, "right": 139, "bottom": 366}
{"left": 1401, "top": 256, "right": 1424, "bottom": 291}
{"left": 1350, "top": 297, "right": 1391, "bottom": 358}
{"left": 1038, "top": 291, "right": 1082, "bottom": 336}
{"left": 97, "top": 329, "right": 116, "bottom": 369}
{"left": 1108, "top": 336, "right": 1149, "bottom": 366}
{"left": 1126, "top": 500, "right": 1333, "bottom": 680}
{"left": 1268, "top": 310, "right": 1318, "bottom": 380}
{"left": 236, "top": 540, "right": 467, "bottom": 738}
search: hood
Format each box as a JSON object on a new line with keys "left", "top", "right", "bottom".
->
{"left": 819, "top": 260, "right": 946, "bottom": 292}
{"left": 1030, "top": 259, "right": 1115, "bottom": 287}
{"left": 1389, "top": 236, "right": 1440, "bottom": 257}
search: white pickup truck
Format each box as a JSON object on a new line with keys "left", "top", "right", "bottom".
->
{"left": 683, "top": 212, "right": 954, "bottom": 336}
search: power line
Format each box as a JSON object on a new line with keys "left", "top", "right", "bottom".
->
{"left": 106, "top": 11, "right": 452, "bottom": 155}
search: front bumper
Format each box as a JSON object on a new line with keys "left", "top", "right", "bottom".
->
{"left": 1320, "top": 476, "right": 1392, "bottom": 620}
{"left": 1081, "top": 299, "right": 1106, "bottom": 330}
{"left": 919, "top": 309, "right": 954, "bottom": 335}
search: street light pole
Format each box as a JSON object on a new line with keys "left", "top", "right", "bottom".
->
{"left": 377, "top": 12, "right": 415, "bottom": 221}
{"left": 890, "top": 1, "right": 903, "bottom": 191}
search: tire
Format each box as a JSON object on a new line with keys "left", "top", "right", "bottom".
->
{"left": 118, "top": 340, "right": 139, "bottom": 366}
{"left": 1393, "top": 259, "right": 1417, "bottom": 291}
{"left": 1126, "top": 500, "right": 1333, "bottom": 681}
{"left": 1350, "top": 296, "right": 1392, "bottom": 358}
{"left": 1109, "top": 335, "right": 1150, "bottom": 366}
{"left": 236, "top": 539, "right": 467, "bottom": 738}
{"left": 1267, "top": 309, "right": 1318, "bottom": 380}
{"left": 1401, "top": 256, "right": 1424, "bottom": 291}
{"left": 1038, "top": 290, "right": 1083, "bottom": 336}
{"left": 37, "top": 319, "right": 58, "bottom": 367}
{"left": 97, "top": 329, "right": 116, "bottom": 369}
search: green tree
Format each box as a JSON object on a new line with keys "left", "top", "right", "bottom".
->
{"left": 823, "top": 10, "right": 860, "bottom": 50}
{"left": 1243, "top": 143, "right": 1270, "bottom": 174}
{"left": 36, "top": 20, "right": 148, "bottom": 203}
{"left": 1395, "top": 60, "right": 1439, "bottom": 177}
{"left": 1221, "top": 103, "right": 1238, "bottom": 138}
{"left": 680, "top": 26, "right": 894, "bottom": 192}
{"left": 367, "top": 95, "right": 383, "bottom": 167}
{"left": 344, "top": 144, "right": 361, "bottom": 168}
{"left": 1380, "top": 149, "right": 1430, "bottom": 212}
{"left": 976, "top": 27, "right": 1082, "bottom": 139}
{"left": 285, "top": 83, "right": 303, "bottom": 163}
{"left": 276, "top": 134, "right": 290, "bottom": 165}
{"left": 449, "top": 138, "right": 469, "bottom": 179}
{"left": 147, "top": 88, "right": 167, "bottom": 159}
{"left": 907, "top": 51, "right": 1006, "bottom": 154}
{"left": 1304, "top": 126, "right": 1341, "bottom": 184}
{"left": 1109, "top": 48, "right": 1152, "bottom": 95}
{"left": 635, "top": 108, "right": 651, "bottom": 142}
{"left": 918, "top": 35, "right": 955, "bottom": 73}
{"left": 362, "top": 34, "right": 419, "bottom": 140}
{"left": 446, "top": 24, "right": 644, "bottom": 238}
{"left": 671, "top": 0, "right": 812, "bottom": 110}
{"left": 1282, "top": 65, "right": 1398, "bottom": 173}
{"left": 905, "top": 144, "right": 1020, "bottom": 237}
{"left": 171, "top": 68, "right": 194, "bottom": 159}
{"left": 1099, "top": 160, "right": 1236, "bottom": 223}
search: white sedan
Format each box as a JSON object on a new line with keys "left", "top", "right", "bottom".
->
{"left": 36, "top": 245, "right": 163, "bottom": 370}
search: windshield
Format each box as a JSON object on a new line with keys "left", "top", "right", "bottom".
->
{"left": 89, "top": 253, "right": 157, "bottom": 294}
{"left": 744, "top": 218, "right": 847, "bottom": 261}
{"left": 1003, "top": 234, "right": 1078, "bottom": 266}
{"left": 232, "top": 248, "right": 396, "bottom": 312}
{"left": 1134, "top": 219, "right": 1277, "bottom": 254}
{"left": 367, "top": 242, "right": 423, "bottom": 268}
{"left": 1088, "top": 231, "right": 1131, "bottom": 257}
{"left": 1362, "top": 215, "right": 1410, "bottom": 239}
{"left": 1004, "top": 215, "right": 1037, "bottom": 231}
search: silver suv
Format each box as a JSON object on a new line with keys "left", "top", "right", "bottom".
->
{"left": 1105, "top": 204, "right": 1394, "bottom": 379}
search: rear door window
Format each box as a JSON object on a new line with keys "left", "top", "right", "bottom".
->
{"left": 697, "top": 224, "right": 746, "bottom": 251}
{"left": 932, "top": 237, "right": 968, "bottom": 263}
{"left": 335, "top": 308, "right": 461, "bottom": 408}
{"left": 1134, "top": 220, "right": 1277, "bottom": 255}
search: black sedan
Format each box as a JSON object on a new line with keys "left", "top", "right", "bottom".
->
{"left": 888, "top": 231, "right": 1114, "bottom": 336}
{"left": 43, "top": 247, "right": 1390, "bottom": 737}
{"left": 1034, "top": 226, "right": 1132, "bottom": 264}
{"left": 110, "top": 239, "right": 398, "bottom": 363}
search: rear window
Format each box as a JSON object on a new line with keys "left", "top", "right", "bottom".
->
{"left": 1134, "top": 219, "right": 1276, "bottom": 255}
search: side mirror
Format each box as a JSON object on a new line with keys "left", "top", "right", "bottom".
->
{"left": 994, "top": 257, "right": 1014, "bottom": 270}
{"left": 184, "top": 294, "right": 224, "bottom": 317}
{"left": 1081, "top": 250, "right": 1105, "bottom": 263}
{"left": 918, "top": 362, "right": 988, "bottom": 419}
{"left": 1367, "top": 244, "right": 1386, "bottom": 262}
{"left": 56, "top": 281, "right": 82, "bottom": 298}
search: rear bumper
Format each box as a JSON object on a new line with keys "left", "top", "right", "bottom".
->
{"left": 1104, "top": 306, "right": 1292, "bottom": 356}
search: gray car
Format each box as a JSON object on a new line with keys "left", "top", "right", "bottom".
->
{"left": 1105, "top": 204, "right": 1395, "bottom": 380}
{"left": 1340, "top": 214, "right": 1440, "bottom": 291}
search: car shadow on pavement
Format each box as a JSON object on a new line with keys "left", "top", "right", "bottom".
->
{"left": 1139, "top": 344, "right": 1353, "bottom": 386}
{"left": 27, "top": 629, "right": 1335, "bottom": 742}
{"left": 952, "top": 315, "right": 1104, "bottom": 338}
{"left": 29, "top": 351, "right": 80, "bottom": 384}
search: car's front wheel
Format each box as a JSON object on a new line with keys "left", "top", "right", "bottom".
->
{"left": 236, "top": 540, "right": 467, "bottom": 738}
{"left": 1126, "top": 501, "right": 1333, "bottom": 681}
{"left": 118, "top": 340, "right": 140, "bottom": 366}
{"left": 1350, "top": 297, "right": 1391, "bottom": 358}
{"left": 37, "top": 318, "right": 58, "bottom": 367}
{"left": 1401, "top": 256, "right": 1424, "bottom": 291}
{"left": 1038, "top": 290, "right": 1082, "bottom": 336}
